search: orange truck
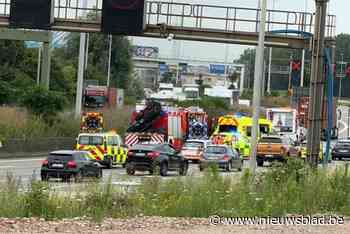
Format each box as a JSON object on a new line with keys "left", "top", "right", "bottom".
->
{"left": 257, "top": 135, "right": 300, "bottom": 167}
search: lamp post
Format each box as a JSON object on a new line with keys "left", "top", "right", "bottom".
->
{"left": 250, "top": 0, "right": 267, "bottom": 173}
{"left": 338, "top": 53, "right": 345, "bottom": 101}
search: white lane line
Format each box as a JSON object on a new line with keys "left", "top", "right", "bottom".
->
{"left": 0, "top": 166, "right": 15, "bottom": 169}
{"left": 0, "top": 158, "right": 44, "bottom": 163}
{"left": 339, "top": 120, "right": 348, "bottom": 135}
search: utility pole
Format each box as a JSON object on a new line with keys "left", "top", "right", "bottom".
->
{"left": 338, "top": 53, "right": 345, "bottom": 101}
{"left": 36, "top": 45, "right": 42, "bottom": 86}
{"left": 107, "top": 35, "right": 113, "bottom": 87}
{"left": 250, "top": 0, "right": 267, "bottom": 173}
{"left": 307, "top": 0, "right": 329, "bottom": 167}
{"left": 267, "top": 47, "right": 272, "bottom": 94}
{"left": 75, "top": 0, "right": 88, "bottom": 118}
{"left": 301, "top": 49, "right": 305, "bottom": 87}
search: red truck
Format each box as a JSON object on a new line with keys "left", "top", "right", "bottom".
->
{"left": 125, "top": 101, "right": 208, "bottom": 150}
{"left": 297, "top": 97, "right": 338, "bottom": 139}
{"left": 83, "top": 85, "right": 117, "bottom": 108}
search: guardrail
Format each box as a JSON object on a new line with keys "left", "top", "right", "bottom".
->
{"left": 0, "top": 137, "right": 76, "bottom": 154}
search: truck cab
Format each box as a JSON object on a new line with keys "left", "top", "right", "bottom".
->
{"left": 211, "top": 115, "right": 250, "bottom": 158}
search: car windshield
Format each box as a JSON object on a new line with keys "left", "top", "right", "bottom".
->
{"left": 85, "top": 95, "right": 106, "bottom": 105}
{"left": 48, "top": 154, "right": 73, "bottom": 161}
{"left": 246, "top": 125, "right": 270, "bottom": 137}
{"left": 219, "top": 125, "right": 237, "bottom": 133}
{"left": 259, "top": 137, "right": 282, "bottom": 144}
{"left": 78, "top": 136, "right": 103, "bottom": 145}
{"left": 183, "top": 142, "right": 204, "bottom": 149}
{"left": 205, "top": 146, "right": 227, "bottom": 154}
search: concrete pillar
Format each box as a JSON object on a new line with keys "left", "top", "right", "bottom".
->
{"left": 40, "top": 41, "right": 51, "bottom": 89}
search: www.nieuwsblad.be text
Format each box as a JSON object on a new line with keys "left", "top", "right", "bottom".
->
{"left": 209, "top": 215, "right": 345, "bottom": 225}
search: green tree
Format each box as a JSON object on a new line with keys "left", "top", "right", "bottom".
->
{"left": 335, "top": 34, "right": 350, "bottom": 62}
{"left": 21, "top": 87, "right": 67, "bottom": 121}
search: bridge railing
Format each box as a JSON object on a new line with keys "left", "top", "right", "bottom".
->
{"left": 0, "top": 0, "right": 336, "bottom": 38}
{"left": 146, "top": 1, "right": 336, "bottom": 38}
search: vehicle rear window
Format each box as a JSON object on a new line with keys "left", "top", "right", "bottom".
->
{"left": 337, "top": 141, "right": 350, "bottom": 147}
{"left": 184, "top": 142, "right": 204, "bottom": 148}
{"left": 259, "top": 137, "right": 282, "bottom": 143}
{"left": 48, "top": 154, "right": 73, "bottom": 161}
{"left": 205, "top": 146, "right": 227, "bottom": 154}
{"left": 78, "top": 136, "right": 103, "bottom": 145}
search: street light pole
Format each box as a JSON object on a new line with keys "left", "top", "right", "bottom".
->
{"left": 338, "top": 53, "right": 344, "bottom": 101}
{"left": 107, "top": 35, "right": 113, "bottom": 87}
{"left": 74, "top": 0, "right": 88, "bottom": 118}
{"left": 250, "top": 0, "right": 267, "bottom": 173}
{"left": 307, "top": 0, "right": 329, "bottom": 167}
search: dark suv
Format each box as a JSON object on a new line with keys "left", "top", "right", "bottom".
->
{"left": 41, "top": 150, "right": 102, "bottom": 182}
{"left": 126, "top": 144, "right": 189, "bottom": 176}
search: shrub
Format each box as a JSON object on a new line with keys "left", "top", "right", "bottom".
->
{"left": 21, "top": 86, "right": 67, "bottom": 121}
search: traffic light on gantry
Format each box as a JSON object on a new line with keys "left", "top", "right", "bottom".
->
{"left": 101, "top": 0, "right": 146, "bottom": 35}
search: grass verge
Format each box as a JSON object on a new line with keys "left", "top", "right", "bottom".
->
{"left": 1, "top": 159, "right": 350, "bottom": 221}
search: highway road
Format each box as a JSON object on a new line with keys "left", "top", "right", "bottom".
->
{"left": 0, "top": 156, "right": 349, "bottom": 193}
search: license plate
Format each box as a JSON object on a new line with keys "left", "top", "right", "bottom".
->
{"left": 135, "top": 153, "right": 145, "bottom": 156}
{"left": 51, "top": 163, "right": 64, "bottom": 168}
{"left": 265, "top": 155, "right": 274, "bottom": 158}
{"left": 339, "top": 150, "right": 348, "bottom": 153}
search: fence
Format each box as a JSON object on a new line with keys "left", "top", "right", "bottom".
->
{"left": 0, "top": 137, "right": 76, "bottom": 154}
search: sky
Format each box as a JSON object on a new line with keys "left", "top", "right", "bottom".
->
{"left": 132, "top": 0, "right": 346, "bottom": 63}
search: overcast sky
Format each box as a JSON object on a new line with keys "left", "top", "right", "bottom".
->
{"left": 132, "top": 0, "right": 345, "bottom": 62}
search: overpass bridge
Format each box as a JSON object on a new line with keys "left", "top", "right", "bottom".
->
{"left": 0, "top": 0, "right": 336, "bottom": 49}
{"left": 0, "top": 0, "right": 337, "bottom": 90}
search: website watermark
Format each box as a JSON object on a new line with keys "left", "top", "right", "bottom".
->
{"left": 209, "top": 215, "right": 345, "bottom": 226}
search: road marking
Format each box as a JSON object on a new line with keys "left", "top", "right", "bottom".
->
{"left": 0, "top": 166, "right": 14, "bottom": 169}
{"left": 0, "top": 158, "right": 44, "bottom": 163}
{"left": 339, "top": 120, "right": 348, "bottom": 135}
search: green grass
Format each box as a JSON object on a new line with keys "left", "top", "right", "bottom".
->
{"left": 1, "top": 160, "right": 350, "bottom": 221}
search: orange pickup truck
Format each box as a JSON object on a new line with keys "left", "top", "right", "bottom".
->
{"left": 257, "top": 135, "right": 300, "bottom": 166}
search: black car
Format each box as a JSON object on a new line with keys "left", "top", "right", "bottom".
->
{"left": 332, "top": 140, "right": 350, "bottom": 160}
{"left": 199, "top": 145, "right": 243, "bottom": 172}
{"left": 41, "top": 150, "right": 103, "bottom": 182}
{"left": 125, "top": 144, "right": 189, "bottom": 176}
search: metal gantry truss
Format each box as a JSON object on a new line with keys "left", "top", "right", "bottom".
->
{"left": 0, "top": 0, "right": 336, "bottom": 48}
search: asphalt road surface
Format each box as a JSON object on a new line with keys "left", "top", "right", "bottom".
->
{"left": 0, "top": 156, "right": 349, "bottom": 193}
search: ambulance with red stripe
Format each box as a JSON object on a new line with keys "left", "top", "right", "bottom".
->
{"left": 76, "top": 131, "right": 128, "bottom": 168}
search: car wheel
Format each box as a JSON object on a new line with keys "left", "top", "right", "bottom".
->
{"left": 74, "top": 171, "right": 83, "bottom": 183}
{"left": 339, "top": 157, "right": 343, "bottom": 161}
{"left": 122, "top": 163, "right": 126, "bottom": 168}
{"left": 226, "top": 161, "right": 232, "bottom": 172}
{"left": 96, "top": 169, "right": 103, "bottom": 178}
{"left": 160, "top": 162, "right": 168, "bottom": 176}
{"left": 179, "top": 161, "right": 189, "bottom": 176}
{"left": 126, "top": 164, "right": 135, "bottom": 175}
{"left": 41, "top": 174, "right": 49, "bottom": 182}
{"left": 257, "top": 158, "right": 264, "bottom": 167}
{"left": 107, "top": 157, "right": 113, "bottom": 169}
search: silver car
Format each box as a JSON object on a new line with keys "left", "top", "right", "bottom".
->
{"left": 199, "top": 145, "right": 243, "bottom": 172}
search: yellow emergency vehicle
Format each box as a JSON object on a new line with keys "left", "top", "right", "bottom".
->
{"left": 211, "top": 115, "right": 251, "bottom": 158}
{"left": 238, "top": 117, "right": 273, "bottom": 138}
{"left": 76, "top": 131, "right": 128, "bottom": 168}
